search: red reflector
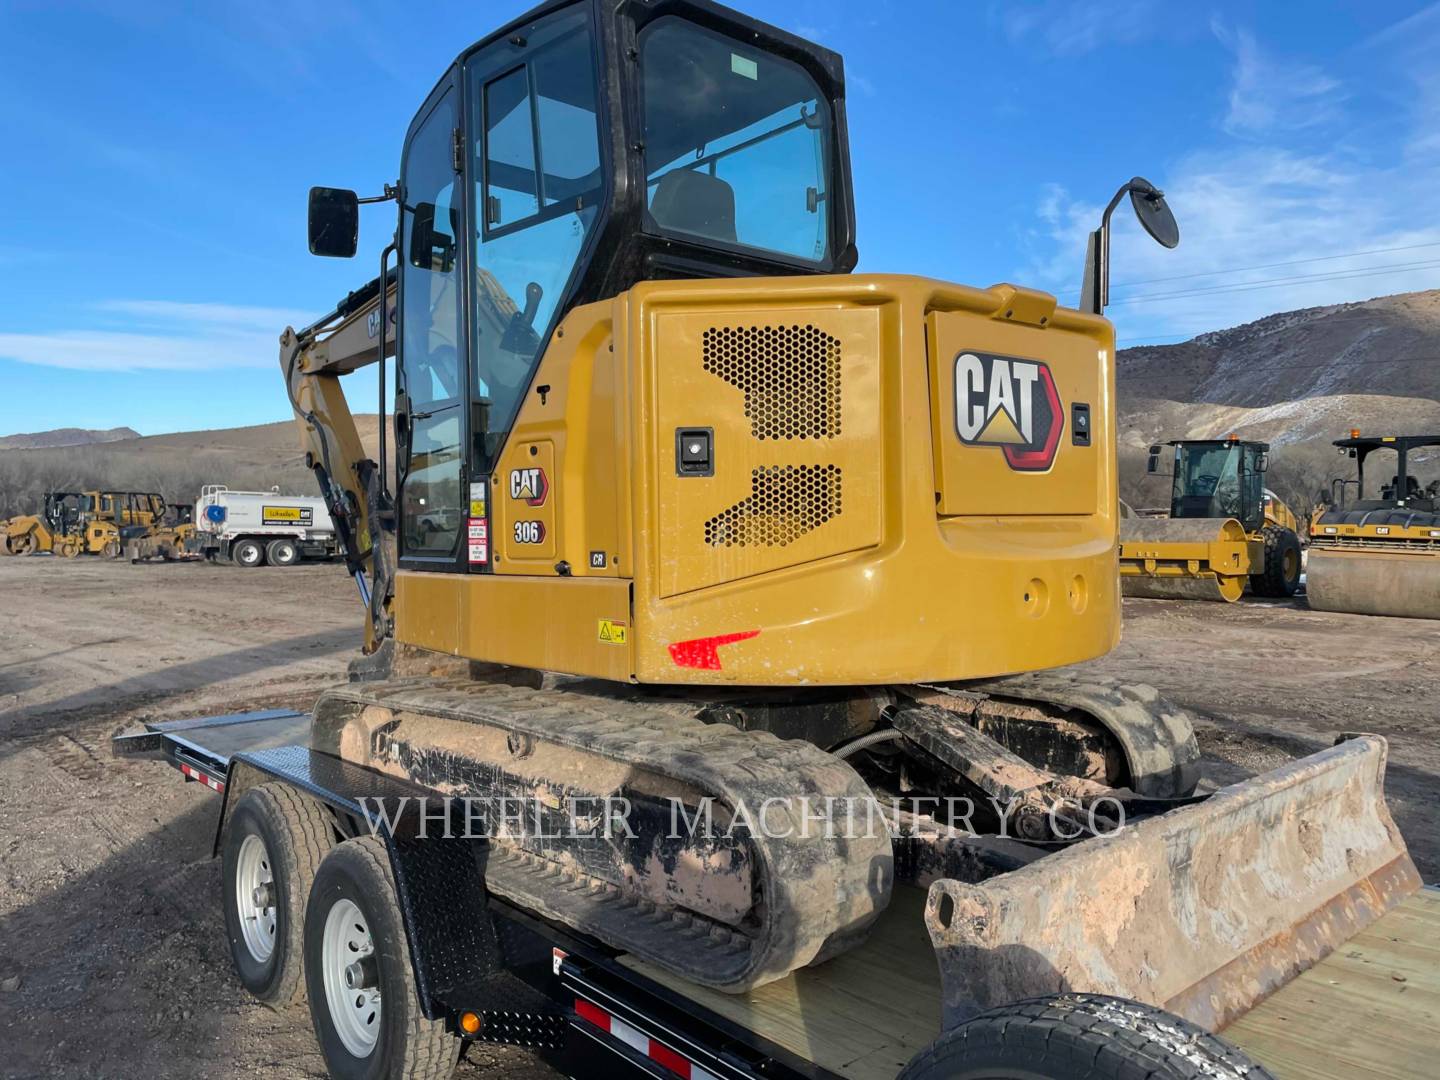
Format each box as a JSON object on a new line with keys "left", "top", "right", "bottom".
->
{"left": 650, "top": 1041, "right": 691, "bottom": 1077}
{"left": 574, "top": 998, "right": 609, "bottom": 1030}
{"left": 667, "top": 630, "right": 761, "bottom": 670}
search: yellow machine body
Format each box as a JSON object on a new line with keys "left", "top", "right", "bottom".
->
{"left": 1118, "top": 517, "right": 1257, "bottom": 602}
{"left": 1309, "top": 502, "right": 1440, "bottom": 620}
{"left": 394, "top": 274, "right": 1119, "bottom": 685}
{"left": 1119, "top": 435, "right": 1300, "bottom": 603}
{"left": 1307, "top": 433, "right": 1440, "bottom": 619}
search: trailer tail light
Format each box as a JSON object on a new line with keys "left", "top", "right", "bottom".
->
{"left": 179, "top": 762, "right": 225, "bottom": 793}
{"left": 573, "top": 998, "right": 720, "bottom": 1080}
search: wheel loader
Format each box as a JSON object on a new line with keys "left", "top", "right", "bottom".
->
{"left": 1119, "top": 437, "right": 1302, "bottom": 602}
{"left": 1, "top": 489, "right": 170, "bottom": 558}
{"left": 113, "top": 2, "right": 1417, "bottom": 1077}
{"left": 1308, "top": 431, "right": 1440, "bottom": 619}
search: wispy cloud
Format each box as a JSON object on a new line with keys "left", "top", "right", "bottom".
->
{"left": 1019, "top": 146, "right": 1440, "bottom": 343}
{"left": 0, "top": 301, "right": 309, "bottom": 372}
{"left": 991, "top": 0, "right": 1166, "bottom": 57}
{"left": 1213, "top": 21, "right": 1345, "bottom": 137}
{"left": 1015, "top": 16, "right": 1440, "bottom": 344}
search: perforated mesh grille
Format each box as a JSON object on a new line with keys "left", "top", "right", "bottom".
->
{"left": 702, "top": 325, "right": 842, "bottom": 440}
{"left": 704, "top": 465, "right": 841, "bottom": 548}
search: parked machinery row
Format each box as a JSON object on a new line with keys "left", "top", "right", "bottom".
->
{"left": 0, "top": 489, "right": 191, "bottom": 559}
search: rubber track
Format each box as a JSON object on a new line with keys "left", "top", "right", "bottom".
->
{"left": 316, "top": 678, "right": 893, "bottom": 993}
{"left": 951, "top": 673, "right": 1202, "bottom": 798}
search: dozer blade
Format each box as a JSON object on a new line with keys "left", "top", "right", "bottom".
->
{"left": 921, "top": 734, "right": 1420, "bottom": 1032}
{"left": 1119, "top": 517, "right": 1253, "bottom": 602}
{"left": 1306, "top": 546, "right": 1440, "bottom": 620}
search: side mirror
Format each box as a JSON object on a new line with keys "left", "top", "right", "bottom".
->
{"left": 1080, "top": 176, "right": 1180, "bottom": 315}
{"left": 1146, "top": 444, "right": 1162, "bottom": 473}
{"left": 1129, "top": 182, "right": 1179, "bottom": 250}
{"left": 309, "top": 187, "right": 359, "bottom": 258}
{"left": 1256, "top": 451, "right": 1270, "bottom": 473}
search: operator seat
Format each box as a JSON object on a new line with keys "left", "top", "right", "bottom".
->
{"left": 649, "top": 169, "right": 737, "bottom": 244}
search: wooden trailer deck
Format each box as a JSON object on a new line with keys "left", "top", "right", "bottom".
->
{"left": 627, "top": 886, "right": 1440, "bottom": 1080}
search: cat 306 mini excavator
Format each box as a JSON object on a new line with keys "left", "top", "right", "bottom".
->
{"left": 1119, "top": 437, "right": 1302, "bottom": 602}
{"left": 1309, "top": 430, "right": 1440, "bottom": 619}
{"left": 117, "top": 3, "right": 1417, "bottom": 1077}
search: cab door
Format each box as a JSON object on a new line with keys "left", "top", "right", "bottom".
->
{"left": 396, "top": 80, "right": 467, "bottom": 572}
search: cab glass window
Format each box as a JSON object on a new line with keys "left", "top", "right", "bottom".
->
{"left": 470, "top": 9, "right": 601, "bottom": 473}
{"left": 640, "top": 18, "right": 832, "bottom": 265}
{"left": 399, "top": 88, "right": 464, "bottom": 561}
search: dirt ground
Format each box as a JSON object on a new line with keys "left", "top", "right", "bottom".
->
{"left": 0, "top": 556, "right": 1435, "bottom": 1079}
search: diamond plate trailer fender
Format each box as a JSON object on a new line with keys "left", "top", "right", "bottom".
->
{"left": 921, "top": 734, "right": 1420, "bottom": 1032}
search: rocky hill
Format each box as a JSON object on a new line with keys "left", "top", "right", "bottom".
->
{"left": 1117, "top": 289, "right": 1440, "bottom": 449}
{"left": 1117, "top": 289, "right": 1440, "bottom": 511}
{"left": 0, "top": 426, "right": 140, "bottom": 450}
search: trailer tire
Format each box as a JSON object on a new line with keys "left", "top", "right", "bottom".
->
{"left": 233, "top": 538, "right": 266, "bottom": 567}
{"left": 266, "top": 538, "right": 300, "bottom": 566}
{"left": 899, "top": 994, "right": 1274, "bottom": 1080}
{"left": 304, "top": 837, "right": 457, "bottom": 1080}
{"left": 221, "top": 783, "right": 333, "bottom": 1006}
{"left": 898, "top": 996, "right": 1272, "bottom": 1080}
{"left": 1251, "top": 525, "right": 1301, "bottom": 598}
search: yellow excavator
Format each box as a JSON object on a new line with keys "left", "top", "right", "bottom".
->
{"left": 121, "top": 3, "right": 1416, "bottom": 1076}
{"left": 1119, "top": 437, "right": 1302, "bottom": 601}
{"left": 1308, "top": 431, "right": 1440, "bottom": 619}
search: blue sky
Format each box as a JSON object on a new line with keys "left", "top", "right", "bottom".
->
{"left": 3, "top": 0, "right": 1439, "bottom": 436}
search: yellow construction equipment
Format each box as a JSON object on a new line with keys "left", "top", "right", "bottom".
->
{"left": 1308, "top": 432, "right": 1440, "bottom": 619}
{"left": 1120, "top": 437, "right": 1302, "bottom": 601}
{"left": 126, "top": 3, "right": 1416, "bottom": 1075}
{"left": 1, "top": 489, "right": 171, "bottom": 558}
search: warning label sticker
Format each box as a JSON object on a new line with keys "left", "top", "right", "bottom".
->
{"left": 467, "top": 515, "right": 488, "bottom": 564}
{"left": 597, "top": 619, "right": 628, "bottom": 645}
{"left": 469, "top": 481, "right": 488, "bottom": 518}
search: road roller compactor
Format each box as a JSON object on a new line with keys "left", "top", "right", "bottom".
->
{"left": 1120, "top": 437, "right": 1303, "bottom": 602}
{"left": 114, "top": 3, "right": 1419, "bottom": 1076}
{"left": 2, "top": 489, "right": 172, "bottom": 558}
{"left": 1309, "top": 432, "right": 1440, "bottom": 619}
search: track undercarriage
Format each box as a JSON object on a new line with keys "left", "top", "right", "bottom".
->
{"left": 316, "top": 645, "right": 1212, "bottom": 989}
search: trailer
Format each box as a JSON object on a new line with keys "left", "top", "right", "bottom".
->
{"left": 192, "top": 485, "right": 339, "bottom": 567}
{"left": 113, "top": 706, "right": 1437, "bottom": 1080}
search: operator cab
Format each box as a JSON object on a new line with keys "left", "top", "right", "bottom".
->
{"left": 1147, "top": 438, "right": 1268, "bottom": 533}
{"left": 1329, "top": 434, "right": 1440, "bottom": 513}
{"left": 308, "top": 0, "right": 855, "bottom": 571}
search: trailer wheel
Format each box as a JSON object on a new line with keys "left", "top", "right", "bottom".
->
{"left": 1251, "top": 526, "right": 1301, "bottom": 598}
{"left": 222, "top": 783, "right": 333, "bottom": 1005}
{"left": 266, "top": 538, "right": 300, "bottom": 566}
{"left": 899, "top": 994, "right": 1274, "bottom": 1080}
{"left": 304, "top": 837, "right": 456, "bottom": 1080}
{"left": 233, "top": 538, "right": 266, "bottom": 567}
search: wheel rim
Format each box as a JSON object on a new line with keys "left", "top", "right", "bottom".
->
{"left": 1284, "top": 548, "right": 1299, "bottom": 580}
{"left": 240, "top": 545, "right": 260, "bottom": 565}
{"left": 322, "top": 897, "right": 381, "bottom": 1058}
{"left": 235, "top": 833, "right": 278, "bottom": 963}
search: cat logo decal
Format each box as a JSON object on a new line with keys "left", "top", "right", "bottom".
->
{"left": 953, "top": 351, "right": 1063, "bottom": 471}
